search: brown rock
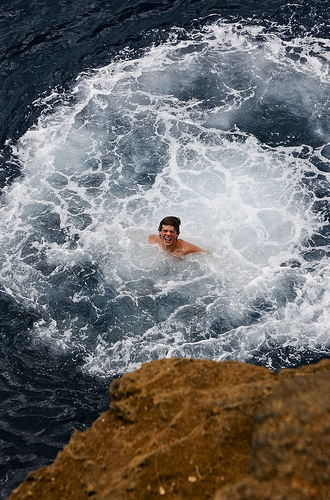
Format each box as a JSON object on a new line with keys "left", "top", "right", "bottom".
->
{"left": 214, "top": 358, "right": 330, "bottom": 500}
{"left": 8, "top": 358, "right": 275, "bottom": 499}
{"left": 8, "top": 358, "right": 330, "bottom": 500}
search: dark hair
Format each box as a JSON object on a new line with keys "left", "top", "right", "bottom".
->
{"left": 158, "top": 216, "right": 181, "bottom": 235}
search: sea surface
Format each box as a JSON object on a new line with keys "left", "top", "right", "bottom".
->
{"left": 1, "top": 0, "right": 330, "bottom": 497}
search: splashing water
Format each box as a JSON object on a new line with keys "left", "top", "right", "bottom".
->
{"left": 1, "top": 22, "right": 330, "bottom": 376}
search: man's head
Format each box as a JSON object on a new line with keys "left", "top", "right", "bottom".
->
{"left": 158, "top": 216, "right": 181, "bottom": 236}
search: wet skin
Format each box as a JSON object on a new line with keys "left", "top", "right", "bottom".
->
{"left": 148, "top": 224, "right": 209, "bottom": 257}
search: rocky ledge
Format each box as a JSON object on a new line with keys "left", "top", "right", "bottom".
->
{"left": 9, "top": 357, "right": 330, "bottom": 500}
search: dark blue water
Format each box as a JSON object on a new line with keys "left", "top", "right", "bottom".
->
{"left": 1, "top": 1, "right": 330, "bottom": 497}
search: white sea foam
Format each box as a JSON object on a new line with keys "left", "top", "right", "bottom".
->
{"left": 1, "top": 21, "right": 330, "bottom": 376}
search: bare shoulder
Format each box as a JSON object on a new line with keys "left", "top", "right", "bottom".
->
{"left": 180, "top": 239, "right": 209, "bottom": 256}
{"left": 148, "top": 234, "right": 159, "bottom": 244}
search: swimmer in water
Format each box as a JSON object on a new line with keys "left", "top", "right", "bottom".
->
{"left": 148, "top": 216, "right": 210, "bottom": 257}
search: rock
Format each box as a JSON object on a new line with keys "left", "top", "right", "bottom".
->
{"left": 8, "top": 358, "right": 330, "bottom": 500}
{"left": 214, "top": 359, "right": 330, "bottom": 500}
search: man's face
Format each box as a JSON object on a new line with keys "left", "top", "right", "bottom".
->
{"left": 159, "top": 225, "right": 177, "bottom": 246}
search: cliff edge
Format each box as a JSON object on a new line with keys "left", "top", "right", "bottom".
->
{"left": 8, "top": 357, "right": 330, "bottom": 499}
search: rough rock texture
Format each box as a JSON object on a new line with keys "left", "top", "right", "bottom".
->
{"left": 8, "top": 357, "right": 330, "bottom": 500}
{"left": 214, "top": 362, "right": 330, "bottom": 500}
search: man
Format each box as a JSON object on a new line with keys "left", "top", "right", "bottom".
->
{"left": 148, "top": 216, "right": 209, "bottom": 257}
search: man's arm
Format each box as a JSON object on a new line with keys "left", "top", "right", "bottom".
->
{"left": 182, "top": 240, "right": 211, "bottom": 255}
{"left": 148, "top": 234, "right": 159, "bottom": 244}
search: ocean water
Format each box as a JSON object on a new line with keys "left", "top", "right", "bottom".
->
{"left": 1, "top": 0, "right": 330, "bottom": 497}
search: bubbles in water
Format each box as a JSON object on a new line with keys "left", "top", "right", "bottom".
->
{"left": 1, "top": 21, "right": 330, "bottom": 375}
